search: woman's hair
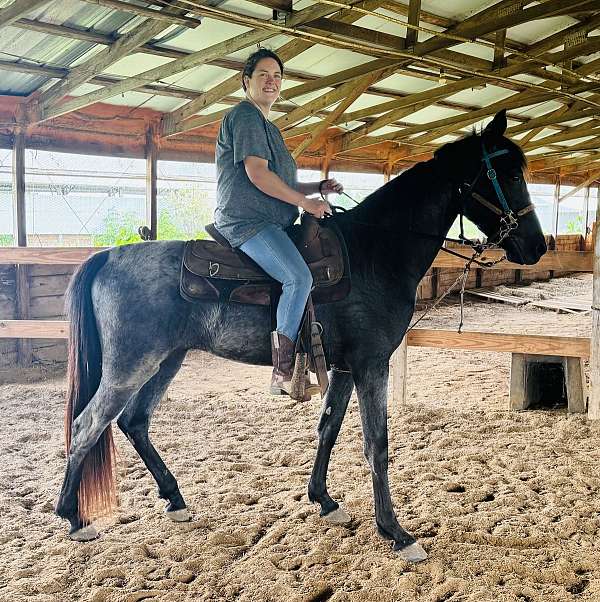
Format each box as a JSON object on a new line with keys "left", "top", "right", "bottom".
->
{"left": 241, "top": 48, "right": 284, "bottom": 91}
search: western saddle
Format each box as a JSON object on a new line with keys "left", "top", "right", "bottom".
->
{"left": 179, "top": 214, "right": 350, "bottom": 398}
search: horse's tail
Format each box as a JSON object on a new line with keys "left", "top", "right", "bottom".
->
{"left": 64, "top": 249, "right": 116, "bottom": 523}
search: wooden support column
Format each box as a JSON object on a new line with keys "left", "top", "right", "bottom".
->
{"left": 321, "top": 138, "right": 331, "bottom": 181}
{"left": 589, "top": 188, "right": 600, "bottom": 419}
{"left": 552, "top": 175, "right": 561, "bottom": 239}
{"left": 391, "top": 338, "right": 408, "bottom": 410}
{"left": 583, "top": 184, "right": 591, "bottom": 237}
{"left": 145, "top": 125, "right": 158, "bottom": 240}
{"left": 12, "top": 129, "right": 32, "bottom": 367}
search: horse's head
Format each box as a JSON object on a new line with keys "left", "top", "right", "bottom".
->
{"left": 444, "top": 110, "right": 547, "bottom": 265}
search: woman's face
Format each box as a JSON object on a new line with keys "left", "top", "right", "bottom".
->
{"left": 244, "top": 57, "right": 282, "bottom": 107}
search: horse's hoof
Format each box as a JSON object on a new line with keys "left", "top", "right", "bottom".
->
{"left": 69, "top": 524, "right": 98, "bottom": 542}
{"left": 395, "top": 541, "right": 428, "bottom": 562}
{"left": 321, "top": 506, "right": 351, "bottom": 525}
{"left": 165, "top": 507, "right": 190, "bottom": 522}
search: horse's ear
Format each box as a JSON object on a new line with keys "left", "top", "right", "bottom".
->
{"left": 483, "top": 110, "right": 507, "bottom": 137}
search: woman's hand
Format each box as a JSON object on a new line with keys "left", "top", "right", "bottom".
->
{"left": 319, "top": 178, "right": 344, "bottom": 195}
{"left": 302, "top": 197, "right": 333, "bottom": 219}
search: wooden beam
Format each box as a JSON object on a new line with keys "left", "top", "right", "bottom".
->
{"left": 146, "top": 125, "right": 158, "bottom": 240}
{"left": 493, "top": 28, "right": 507, "bottom": 69}
{"left": 558, "top": 169, "right": 600, "bottom": 203}
{"left": 12, "top": 130, "right": 26, "bottom": 247}
{"left": 78, "top": 0, "right": 202, "bottom": 27}
{"left": 38, "top": 28, "right": 275, "bottom": 123}
{"left": 590, "top": 187, "right": 600, "bottom": 418}
{"left": 0, "top": 320, "right": 69, "bottom": 339}
{"left": 0, "top": 247, "right": 593, "bottom": 271}
{"left": 0, "top": 248, "right": 105, "bottom": 265}
{"left": 0, "top": 0, "right": 52, "bottom": 29}
{"left": 431, "top": 249, "right": 593, "bottom": 272}
{"left": 524, "top": 123, "right": 600, "bottom": 152}
{"left": 406, "top": 329, "right": 590, "bottom": 358}
{"left": 1, "top": 321, "right": 590, "bottom": 361}
{"left": 552, "top": 176, "right": 561, "bottom": 238}
{"left": 405, "top": 0, "right": 421, "bottom": 48}
{"left": 37, "top": 1, "right": 351, "bottom": 124}
{"left": 35, "top": 8, "right": 184, "bottom": 115}
{"left": 291, "top": 69, "right": 387, "bottom": 159}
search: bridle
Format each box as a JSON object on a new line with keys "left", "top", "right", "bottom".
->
{"left": 453, "top": 142, "right": 535, "bottom": 255}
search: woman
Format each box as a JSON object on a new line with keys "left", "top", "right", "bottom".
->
{"left": 214, "top": 48, "right": 343, "bottom": 398}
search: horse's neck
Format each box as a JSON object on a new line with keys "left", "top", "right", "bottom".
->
{"left": 342, "top": 159, "right": 460, "bottom": 282}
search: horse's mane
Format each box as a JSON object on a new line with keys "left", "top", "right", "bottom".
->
{"left": 350, "top": 130, "right": 527, "bottom": 215}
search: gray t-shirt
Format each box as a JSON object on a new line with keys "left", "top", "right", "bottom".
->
{"left": 214, "top": 100, "right": 299, "bottom": 247}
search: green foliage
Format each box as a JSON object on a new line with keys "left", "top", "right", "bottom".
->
{"left": 565, "top": 214, "right": 584, "bottom": 234}
{"left": 93, "top": 186, "right": 213, "bottom": 246}
{"left": 0, "top": 234, "right": 14, "bottom": 246}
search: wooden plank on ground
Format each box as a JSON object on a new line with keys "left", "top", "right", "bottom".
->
{"left": 464, "top": 287, "right": 530, "bottom": 306}
{"left": 406, "top": 329, "right": 590, "bottom": 358}
{"left": 529, "top": 298, "right": 591, "bottom": 313}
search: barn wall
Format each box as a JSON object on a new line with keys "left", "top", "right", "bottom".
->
{"left": 0, "top": 264, "right": 76, "bottom": 369}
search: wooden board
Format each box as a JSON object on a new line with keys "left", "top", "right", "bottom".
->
{"left": 529, "top": 298, "right": 591, "bottom": 313}
{"left": 465, "top": 287, "right": 529, "bottom": 306}
{"left": 0, "top": 247, "right": 106, "bottom": 265}
{"left": 29, "top": 274, "right": 72, "bottom": 298}
{"left": 432, "top": 250, "right": 592, "bottom": 272}
{"left": 406, "top": 328, "right": 590, "bottom": 358}
{"left": 0, "top": 320, "right": 69, "bottom": 338}
{"left": 0, "top": 247, "right": 594, "bottom": 272}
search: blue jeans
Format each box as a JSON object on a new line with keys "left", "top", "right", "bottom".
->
{"left": 239, "top": 224, "right": 312, "bottom": 342}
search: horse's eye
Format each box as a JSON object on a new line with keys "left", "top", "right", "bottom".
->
{"left": 511, "top": 175, "right": 521, "bottom": 182}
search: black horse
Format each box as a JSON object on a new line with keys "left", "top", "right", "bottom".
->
{"left": 56, "top": 110, "right": 546, "bottom": 561}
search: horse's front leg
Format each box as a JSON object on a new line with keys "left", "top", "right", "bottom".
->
{"left": 308, "top": 369, "right": 354, "bottom": 524}
{"left": 354, "top": 360, "right": 428, "bottom": 562}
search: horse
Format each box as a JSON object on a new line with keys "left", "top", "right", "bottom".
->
{"left": 56, "top": 110, "right": 546, "bottom": 561}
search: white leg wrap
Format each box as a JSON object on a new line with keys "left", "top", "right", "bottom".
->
{"left": 396, "top": 542, "right": 428, "bottom": 562}
{"left": 69, "top": 524, "right": 98, "bottom": 542}
{"left": 165, "top": 507, "right": 190, "bottom": 522}
{"left": 321, "top": 506, "right": 351, "bottom": 525}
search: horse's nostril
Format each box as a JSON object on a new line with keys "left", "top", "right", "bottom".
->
{"left": 537, "top": 241, "right": 547, "bottom": 257}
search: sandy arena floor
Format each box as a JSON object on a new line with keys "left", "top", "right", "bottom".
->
{"left": 2, "top": 274, "right": 600, "bottom": 602}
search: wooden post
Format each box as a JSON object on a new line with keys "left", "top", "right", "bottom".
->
{"left": 12, "top": 129, "right": 32, "bottom": 367}
{"left": 589, "top": 187, "right": 600, "bottom": 419}
{"left": 552, "top": 175, "right": 560, "bottom": 239}
{"left": 390, "top": 337, "right": 408, "bottom": 410}
{"left": 320, "top": 138, "right": 331, "bottom": 182}
{"left": 145, "top": 125, "right": 158, "bottom": 240}
{"left": 583, "top": 183, "right": 590, "bottom": 237}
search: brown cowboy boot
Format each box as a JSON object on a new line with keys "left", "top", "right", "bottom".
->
{"left": 270, "top": 331, "right": 307, "bottom": 401}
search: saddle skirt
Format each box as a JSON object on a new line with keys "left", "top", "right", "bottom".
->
{"left": 180, "top": 214, "right": 351, "bottom": 306}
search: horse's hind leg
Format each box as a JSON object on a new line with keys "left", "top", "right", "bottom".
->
{"left": 117, "top": 349, "right": 189, "bottom": 522}
{"left": 308, "top": 370, "right": 354, "bottom": 524}
{"left": 56, "top": 376, "right": 154, "bottom": 540}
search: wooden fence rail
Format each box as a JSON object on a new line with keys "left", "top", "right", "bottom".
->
{"left": 0, "top": 247, "right": 594, "bottom": 271}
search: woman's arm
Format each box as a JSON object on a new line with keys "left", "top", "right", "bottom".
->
{"left": 244, "top": 156, "right": 332, "bottom": 218}
{"left": 297, "top": 181, "right": 320, "bottom": 196}
{"left": 297, "top": 179, "right": 344, "bottom": 196}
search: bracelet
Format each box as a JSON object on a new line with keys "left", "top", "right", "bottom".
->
{"left": 318, "top": 179, "right": 328, "bottom": 194}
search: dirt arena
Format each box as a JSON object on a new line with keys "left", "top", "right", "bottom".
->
{"left": 2, "top": 274, "right": 600, "bottom": 602}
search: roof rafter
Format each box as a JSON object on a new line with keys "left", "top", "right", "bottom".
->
{"left": 0, "top": 0, "right": 52, "bottom": 30}
{"left": 34, "top": 6, "right": 193, "bottom": 115}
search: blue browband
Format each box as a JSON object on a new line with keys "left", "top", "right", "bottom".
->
{"left": 481, "top": 144, "right": 510, "bottom": 214}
